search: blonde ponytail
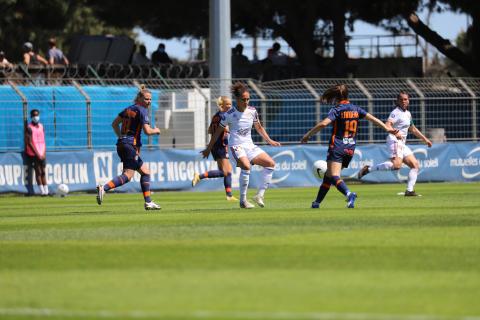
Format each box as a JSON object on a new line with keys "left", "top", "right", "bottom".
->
{"left": 134, "top": 84, "right": 151, "bottom": 104}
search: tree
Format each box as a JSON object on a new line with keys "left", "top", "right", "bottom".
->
{"left": 0, "top": 0, "right": 73, "bottom": 61}
{"left": 404, "top": 0, "right": 479, "bottom": 76}
{"left": 0, "top": 0, "right": 133, "bottom": 63}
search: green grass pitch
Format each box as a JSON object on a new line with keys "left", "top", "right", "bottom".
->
{"left": 0, "top": 182, "right": 479, "bottom": 320}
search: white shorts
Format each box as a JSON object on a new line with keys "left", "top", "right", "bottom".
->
{"left": 386, "top": 138, "right": 413, "bottom": 159}
{"left": 230, "top": 143, "right": 266, "bottom": 164}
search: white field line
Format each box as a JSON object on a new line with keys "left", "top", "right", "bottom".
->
{"left": 0, "top": 308, "right": 479, "bottom": 320}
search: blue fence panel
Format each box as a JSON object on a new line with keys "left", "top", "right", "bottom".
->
{"left": 53, "top": 87, "right": 88, "bottom": 148}
{"left": 0, "top": 86, "right": 24, "bottom": 151}
{"left": 19, "top": 86, "right": 56, "bottom": 149}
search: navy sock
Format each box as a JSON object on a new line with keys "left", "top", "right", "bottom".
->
{"left": 224, "top": 172, "right": 232, "bottom": 196}
{"left": 200, "top": 170, "right": 224, "bottom": 179}
{"left": 331, "top": 175, "right": 350, "bottom": 196}
{"left": 315, "top": 175, "right": 331, "bottom": 203}
{"left": 104, "top": 173, "right": 129, "bottom": 191}
{"left": 140, "top": 174, "right": 152, "bottom": 202}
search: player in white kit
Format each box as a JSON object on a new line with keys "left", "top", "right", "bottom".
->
{"left": 358, "top": 91, "right": 432, "bottom": 196}
{"left": 202, "top": 82, "right": 281, "bottom": 208}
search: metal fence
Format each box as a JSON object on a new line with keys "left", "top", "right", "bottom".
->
{"left": 0, "top": 77, "right": 478, "bottom": 152}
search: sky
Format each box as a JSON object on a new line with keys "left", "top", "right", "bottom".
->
{"left": 137, "top": 9, "right": 470, "bottom": 62}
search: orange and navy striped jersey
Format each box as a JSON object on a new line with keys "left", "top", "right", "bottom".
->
{"left": 118, "top": 104, "right": 150, "bottom": 147}
{"left": 210, "top": 111, "right": 229, "bottom": 148}
{"left": 327, "top": 100, "right": 367, "bottom": 148}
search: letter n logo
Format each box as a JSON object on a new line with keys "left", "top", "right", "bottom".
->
{"left": 93, "top": 152, "right": 113, "bottom": 184}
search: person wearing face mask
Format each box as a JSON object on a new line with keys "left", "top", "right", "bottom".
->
{"left": 25, "top": 109, "right": 49, "bottom": 196}
{"left": 96, "top": 85, "right": 162, "bottom": 210}
{"left": 151, "top": 43, "right": 172, "bottom": 64}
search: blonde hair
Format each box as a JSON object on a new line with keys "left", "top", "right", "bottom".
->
{"left": 216, "top": 96, "right": 230, "bottom": 108}
{"left": 134, "top": 84, "right": 151, "bottom": 104}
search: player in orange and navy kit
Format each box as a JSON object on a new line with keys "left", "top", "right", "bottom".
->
{"left": 192, "top": 96, "right": 238, "bottom": 201}
{"left": 96, "top": 85, "right": 162, "bottom": 210}
{"left": 301, "top": 84, "right": 401, "bottom": 209}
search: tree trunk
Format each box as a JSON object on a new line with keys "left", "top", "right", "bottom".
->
{"left": 332, "top": 0, "right": 348, "bottom": 77}
{"left": 272, "top": 8, "right": 320, "bottom": 77}
{"left": 405, "top": 12, "right": 479, "bottom": 76}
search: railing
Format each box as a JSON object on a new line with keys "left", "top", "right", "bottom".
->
{"left": 0, "top": 77, "right": 478, "bottom": 152}
{"left": 0, "top": 63, "right": 209, "bottom": 81}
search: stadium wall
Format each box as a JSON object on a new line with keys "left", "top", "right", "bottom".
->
{"left": 0, "top": 143, "right": 478, "bottom": 194}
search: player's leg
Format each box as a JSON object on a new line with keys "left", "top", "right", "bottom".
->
{"left": 328, "top": 152, "right": 357, "bottom": 208}
{"left": 32, "top": 160, "right": 43, "bottom": 196}
{"left": 97, "top": 144, "right": 134, "bottom": 205}
{"left": 192, "top": 149, "right": 225, "bottom": 187}
{"left": 251, "top": 149, "right": 275, "bottom": 208}
{"left": 217, "top": 158, "right": 236, "bottom": 200}
{"left": 402, "top": 147, "right": 420, "bottom": 196}
{"left": 24, "top": 156, "right": 35, "bottom": 196}
{"left": 359, "top": 140, "right": 401, "bottom": 178}
{"left": 138, "top": 163, "right": 161, "bottom": 210}
{"left": 312, "top": 167, "right": 332, "bottom": 208}
{"left": 231, "top": 145, "right": 254, "bottom": 208}
{"left": 38, "top": 159, "right": 48, "bottom": 195}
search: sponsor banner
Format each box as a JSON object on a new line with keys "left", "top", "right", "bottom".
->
{"left": 0, "top": 142, "right": 479, "bottom": 193}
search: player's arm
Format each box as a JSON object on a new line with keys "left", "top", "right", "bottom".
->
{"left": 365, "top": 114, "right": 402, "bottom": 138}
{"left": 301, "top": 117, "right": 332, "bottom": 143}
{"left": 409, "top": 124, "right": 432, "bottom": 147}
{"left": 111, "top": 116, "right": 122, "bottom": 138}
{"left": 143, "top": 123, "right": 160, "bottom": 135}
{"left": 208, "top": 115, "right": 219, "bottom": 134}
{"left": 253, "top": 121, "right": 281, "bottom": 146}
{"left": 201, "top": 125, "right": 224, "bottom": 158}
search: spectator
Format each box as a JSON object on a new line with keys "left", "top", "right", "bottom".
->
{"left": 0, "top": 51, "right": 13, "bottom": 69}
{"left": 232, "top": 43, "right": 250, "bottom": 78}
{"left": 24, "top": 109, "right": 49, "bottom": 196}
{"left": 132, "top": 44, "right": 151, "bottom": 65}
{"left": 22, "top": 42, "right": 48, "bottom": 66}
{"left": 151, "top": 43, "right": 172, "bottom": 64}
{"left": 266, "top": 42, "right": 287, "bottom": 66}
{"left": 47, "top": 38, "right": 69, "bottom": 65}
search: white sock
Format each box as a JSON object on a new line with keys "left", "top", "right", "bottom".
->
{"left": 39, "top": 185, "right": 45, "bottom": 195}
{"left": 370, "top": 161, "right": 394, "bottom": 171}
{"left": 240, "top": 170, "right": 250, "bottom": 202}
{"left": 44, "top": 185, "right": 49, "bottom": 195}
{"left": 257, "top": 167, "right": 274, "bottom": 198}
{"left": 407, "top": 168, "right": 418, "bottom": 192}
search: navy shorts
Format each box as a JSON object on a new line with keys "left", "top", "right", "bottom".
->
{"left": 211, "top": 146, "right": 229, "bottom": 161}
{"left": 327, "top": 146, "right": 354, "bottom": 169}
{"left": 25, "top": 154, "right": 46, "bottom": 167}
{"left": 116, "top": 142, "right": 143, "bottom": 170}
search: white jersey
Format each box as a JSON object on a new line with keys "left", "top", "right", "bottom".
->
{"left": 220, "top": 106, "right": 259, "bottom": 146}
{"left": 387, "top": 106, "right": 412, "bottom": 142}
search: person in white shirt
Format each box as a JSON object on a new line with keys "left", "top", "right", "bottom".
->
{"left": 202, "top": 82, "right": 281, "bottom": 208}
{"left": 358, "top": 91, "right": 432, "bottom": 196}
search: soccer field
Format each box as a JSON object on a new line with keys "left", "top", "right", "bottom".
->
{"left": 0, "top": 183, "right": 479, "bottom": 320}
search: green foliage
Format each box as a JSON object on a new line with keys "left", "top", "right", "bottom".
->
{"left": 1, "top": 183, "right": 479, "bottom": 319}
{"left": 0, "top": 0, "right": 134, "bottom": 62}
